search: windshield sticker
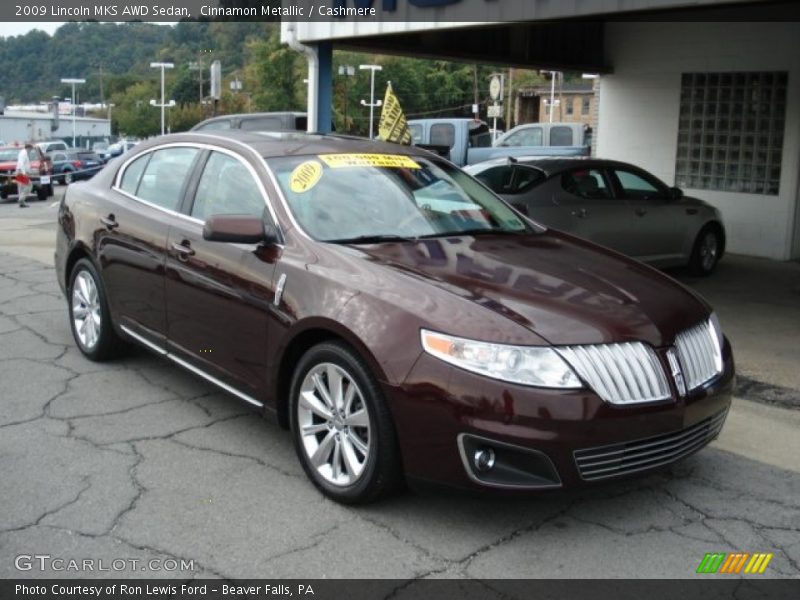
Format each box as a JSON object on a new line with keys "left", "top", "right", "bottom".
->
{"left": 289, "top": 160, "right": 324, "bottom": 193}
{"left": 319, "top": 153, "right": 420, "bottom": 169}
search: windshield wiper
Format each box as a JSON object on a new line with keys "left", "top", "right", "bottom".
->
{"left": 326, "top": 234, "right": 419, "bottom": 245}
{"left": 418, "top": 228, "right": 526, "bottom": 239}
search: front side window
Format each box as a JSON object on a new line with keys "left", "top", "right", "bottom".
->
{"left": 191, "top": 152, "right": 266, "bottom": 221}
{"left": 613, "top": 169, "right": 664, "bottom": 200}
{"left": 194, "top": 119, "right": 232, "bottom": 131}
{"left": 268, "top": 154, "right": 531, "bottom": 242}
{"left": 502, "top": 127, "right": 543, "bottom": 147}
{"left": 135, "top": 148, "right": 199, "bottom": 211}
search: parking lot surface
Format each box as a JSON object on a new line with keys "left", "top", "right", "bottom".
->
{"left": 0, "top": 196, "right": 799, "bottom": 580}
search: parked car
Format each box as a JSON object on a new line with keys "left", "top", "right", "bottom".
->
{"left": 36, "top": 140, "right": 69, "bottom": 155}
{"left": 466, "top": 157, "right": 726, "bottom": 275}
{"left": 49, "top": 148, "right": 104, "bottom": 184}
{"left": 191, "top": 112, "right": 309, "bottom": 132}
{"left": 408, "top": 118, "right": 590, "bottom": 166}
{"left": 102, "top": 140, "right": 138, "bottom": 161}
{"left": 0, "top": 145, "right": 54, "bottom": 200}
{"left": 55, "top": 131, "right": 733, "bottom": 504}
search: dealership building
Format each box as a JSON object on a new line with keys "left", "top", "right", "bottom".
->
{"left": 282, "top": 0, "right": 800, "bottom": 261}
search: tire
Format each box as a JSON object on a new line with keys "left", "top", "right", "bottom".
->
{"left": 289, "top": 341, "right": 402, "bottom": 504}
{"left": 64, "top": 172, "right": 73, "bottom": 185}
{"left": 36, "top": 186, "right": 47, "bottom": 201}
{"left": 688, "top": 226, "right": 722, "bottom": 276}
{"left": 67, "top": 258, "right": 125, "bottom": 361}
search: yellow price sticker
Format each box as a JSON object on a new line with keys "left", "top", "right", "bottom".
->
{"left": 289, "top": 160, "right": 324, "bottom": 194}
{"left": 319, "top": 153, "right": 421, "bottom": 169}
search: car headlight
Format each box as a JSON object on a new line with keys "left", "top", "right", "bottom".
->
{"left": 708, "top": 312, "right": 724, "bottom": 372}
{"left": 421, "top": 329, "right": 582, "bottom": 388}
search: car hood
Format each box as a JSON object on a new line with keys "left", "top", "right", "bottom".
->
{"left": 344, "top": 231, "right": 710, "bottom": 347}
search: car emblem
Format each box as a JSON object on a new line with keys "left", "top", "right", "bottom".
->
{"left": 666, "top": 348, "right": 686, "bottom": 397}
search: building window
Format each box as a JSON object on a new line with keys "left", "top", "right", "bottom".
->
{"left": 566, "top": 98, "right": 574, "bottom": 116}
{"left": 581, "top": 97, "right": 590, "bottom": 116}
{"left": 675, "top": 71, "right": 786, "bottom": 195}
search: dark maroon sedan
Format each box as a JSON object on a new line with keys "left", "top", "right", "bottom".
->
{"left": 55, "top": 131, "right": 734, "bottom": 504}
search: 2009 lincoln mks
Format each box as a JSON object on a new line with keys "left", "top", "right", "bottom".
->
{"left": 56, "top": 131, "right": 734, "bottom": 504}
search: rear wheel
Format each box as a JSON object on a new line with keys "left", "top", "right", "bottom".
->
{"left": 289, "top": 341, "right": 402, "bottom": 504}
{"left": 689, "top": 226, "right": 722, "bottom": 276}
{"left": 36, "top": 186, "right": 47, "bottom": 201}
{"left": 64, "top": 172, "right": 74, "bottom": 185}
{"left": 68, "top": 258, "right": 125, "bottom": 361}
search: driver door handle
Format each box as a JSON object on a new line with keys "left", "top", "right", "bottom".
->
{"left": 571, "top": 208, "right": 588, "bottom": 219}
{"left": 171, "top": 241, "right": 195, "bottom": 261}
{"left": 100, "top": 214, "right": 118, "bottom": 230}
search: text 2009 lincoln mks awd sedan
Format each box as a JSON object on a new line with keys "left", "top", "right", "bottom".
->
{"left": 56, "top": 131, "right": 734, "bottom": 504}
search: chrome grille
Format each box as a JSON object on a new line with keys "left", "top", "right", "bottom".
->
{"left": 574, "top": 409, "right": 728, "bottom": 481}
{"left": 557, "top": 342, "right": 670, "bottom": 405}
{"left": 675, "top": 319, "right": 723, "bottom": 391}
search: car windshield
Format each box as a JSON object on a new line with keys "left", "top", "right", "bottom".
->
{"left": 0, "top": 149, "right": 20, "bottom": 161}
{"left": 267, "top": 153, "right": 531, "bottom": 242}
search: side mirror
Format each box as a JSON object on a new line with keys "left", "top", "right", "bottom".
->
{"left": 669, "top": 186, "right": 684, "bottom": 200}
{"left": 203, "top": 214, "right": 280, "bottom": 245}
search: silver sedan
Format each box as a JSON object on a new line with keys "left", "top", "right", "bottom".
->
{"left": 466, "top": 157, "right": 726, "bottom": 275}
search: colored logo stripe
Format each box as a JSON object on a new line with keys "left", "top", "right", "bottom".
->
{"left": 696, "top": 552, "right": 773, "bottom": 574}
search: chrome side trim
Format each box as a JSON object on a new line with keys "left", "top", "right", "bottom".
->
{"left": 120, "top": 324, "right": 263, "bottom": 408}
{"left": 274, "top": 272, "right": 287, "bottom": 307}
{"left": 120, "top": 324, "right": 167, "bottom": 355}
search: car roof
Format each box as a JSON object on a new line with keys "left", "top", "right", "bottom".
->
{"left": 151, "top": 130, "right": 428, "bottom": 160}
{"left": 472, "top": 156, "right": 636, "bottom": 177}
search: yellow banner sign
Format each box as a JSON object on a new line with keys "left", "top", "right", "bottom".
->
{"left": 378, "top": 83, "right": 413, "bottom": 145}
{"left": 319, "top": 154, "right": 420, "bottom": 169}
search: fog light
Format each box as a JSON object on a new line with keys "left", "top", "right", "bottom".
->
{"left": 473, "top": 448, "right": 496, "bottom": 472}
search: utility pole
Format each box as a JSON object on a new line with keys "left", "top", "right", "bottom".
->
{"left": 60, "top": 78, "right": 85, "bottom": 147}
{"left": 338, "top": 65, "right": 355, "bottom": 134}
{"left": 359, "top": 64, "right": 383, "bottom": 139}
{"left": 506, "top": 68, "right": 514, "bottom": 129}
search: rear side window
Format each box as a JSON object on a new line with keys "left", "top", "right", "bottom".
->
{"left": 561, "top": 169, "right": 612, "bottom": 199}
{"left": 430, "top": 124, "right": 455, "bottom": 148}
{"left": 191, "top": 151, "right": 266, "bottom": 221}
{"left": 550, "top": 126, "right": 574, "bottom": 146}
{"left": 135, "top": 148, "right": 199, "bottom": 211}
{"left": 119, "top": 154, "right": 151, "bottom": 195}
{"left": 408, "top": 124, "right": 423, "bottom": 144}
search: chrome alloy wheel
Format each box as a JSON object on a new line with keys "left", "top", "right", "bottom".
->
{"left": 71, "top": 271, "right": 102, "bottom": 350}
{"left": 699, "top": 231, "right": 719, "bottom": 272}
{"left": 297, "top": 363, "right": 371, "bottom": 486}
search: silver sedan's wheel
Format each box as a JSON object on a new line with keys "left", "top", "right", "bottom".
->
{"left": 297, "top": 363, "right": 371, "bottom": 486}
{"left": 698, "top": 231, "right": 719, "bottom": 272}
{"left": 71, "top": 270, "right": 102, "bottom": 350}
{"left": 689, "top": 226, "right": 722, "bottom": 276}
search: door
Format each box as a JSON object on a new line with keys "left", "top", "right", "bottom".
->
{"left": 609, "top": 167, "right": 687, "bottom": 262}
{"left": 549, "top": 167, "right": 633, "bottom": 253}
{"left": 165, "top": 149, "right": 280, "bottom": 401}
{"left": 99, "top": 146, "right": 201, "bottom": 347}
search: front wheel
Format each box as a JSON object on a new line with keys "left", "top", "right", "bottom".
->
{"left": 64, "top": 172, "right": 74, "bottom": 185}
{"left": 688, "top": 226, "right": 722, "bottom": 276}
{"left": 289, "top": 341, "right": 402, "bottom": 504}
{"left": 36, "top": 186, "right": 48, "bottom": 201}
{"left": 68, "top": 258, "right": 125, "bottom": 361}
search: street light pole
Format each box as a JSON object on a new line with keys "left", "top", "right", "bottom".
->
{"left": 60, "top": 78, "right": 85, "bottom": 147}
{"left": 150, "top": 62, "right": 174, "bottom": 136}
{"left": 359, "top": 64, "right": 383, "bottom": 139}
{"left": 338, "top": 65, "right": 354, "bottom": 134}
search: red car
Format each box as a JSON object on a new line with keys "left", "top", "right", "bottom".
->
{"left": 0, "top": 145, "right": 54, "bottom": 201}
{"left": 55, "top": 132, "right": 734, "bottom": 504}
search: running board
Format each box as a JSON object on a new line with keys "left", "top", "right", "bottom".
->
{"left": 120, "top": 324, "right": 264, "bottom": 409}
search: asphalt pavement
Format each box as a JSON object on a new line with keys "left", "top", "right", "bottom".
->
{"left": 0, "top": 189, "right": 798, "bottom": 582}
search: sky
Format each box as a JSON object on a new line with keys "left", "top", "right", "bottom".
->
{"left": 0, "top": 22, "right": 64, "bottom": 38}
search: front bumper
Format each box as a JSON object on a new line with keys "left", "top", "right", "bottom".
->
{"left": 385, "top": 338, "right": 734, "bottom": 492}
